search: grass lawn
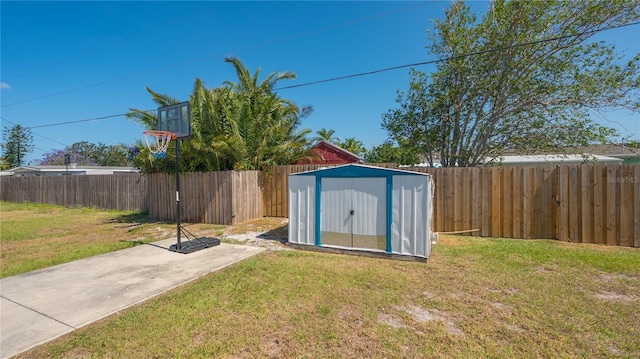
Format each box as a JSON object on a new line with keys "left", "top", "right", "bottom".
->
{"left": 0, "top": 201, "right": 223, "bottom": 278}
{"left": 3, "top": 202, "right": 640, "bottom": 358}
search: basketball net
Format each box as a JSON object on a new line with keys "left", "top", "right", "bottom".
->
{"left": 143, "top": 130, "right": 176, "bottom": 159}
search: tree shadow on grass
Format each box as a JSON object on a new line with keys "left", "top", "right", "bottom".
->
{"left": 105, "top": 211, "right": 173, "bottom": 231}
{"left": 109, "top": 210, "right": 152, "bottom": 224}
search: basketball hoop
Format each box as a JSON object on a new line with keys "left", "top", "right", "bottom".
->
{"left": 143, "top": 130, "right": 176, "bottom": 159}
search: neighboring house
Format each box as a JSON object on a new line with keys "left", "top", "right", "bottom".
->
{"left": 490, "top": 143, "right": 640, "bottom": 166}
{"left": 401, "top": 147, "right": 631, "bottom": 167}
{"left": 295, "top": 141, "right": 364, "bottom": 165}
{"left": 491, "top": 154, "right": 623, "bottom": 166}
{"left": 578, "top": 144, "right": 640, "bottom": 165}
{"left": 4, "top": 165, "right": 139, "bottom": 177}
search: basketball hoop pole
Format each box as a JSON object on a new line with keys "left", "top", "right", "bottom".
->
{"left": 175, "top": 138, "right": 182, "bottom": 252}
{"left": 153, "top": 101, "right": 220, "bottom": 254}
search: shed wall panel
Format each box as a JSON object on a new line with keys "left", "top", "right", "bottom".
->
{"left": 392, "top": 175, "right": 430, "bottom": 257}
{"left": 288, "top": 175, "right": 316, "bottom": 245}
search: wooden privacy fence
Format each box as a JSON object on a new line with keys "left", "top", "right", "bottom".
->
{"left": 2, "top": 165, "right": 638, "bottom": 247}
{"left": 263, "top": 164, "right": 640, "bottom": 247}
{"left": 146, "top": 170, "right": 263, "bottom": 225}
{"left": 0, "top": 171, "right": 262, "bottom": 225}
{"left": 0, "top": 173, "right": 147, "bottom": 212}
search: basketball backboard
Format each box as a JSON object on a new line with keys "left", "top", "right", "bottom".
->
{"left": 157, "top": 101, "right": 191, "bottom": 139}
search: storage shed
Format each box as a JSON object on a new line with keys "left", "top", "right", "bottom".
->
{"left": 288, "top": 164, "right": 434, "bottom": 259}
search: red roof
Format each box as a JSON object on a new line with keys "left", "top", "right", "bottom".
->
{"left": 296, "top": 141, "right": 364, "bottom": 165}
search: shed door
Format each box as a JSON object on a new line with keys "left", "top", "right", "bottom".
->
{"left": 320, "top": 177, "right": 387, "bottom": 251}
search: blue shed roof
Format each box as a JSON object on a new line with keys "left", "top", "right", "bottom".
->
{"left": 290, "top": 164, "right": 429, "bottom": 178}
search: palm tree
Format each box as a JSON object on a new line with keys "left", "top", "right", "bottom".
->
{"left": 216, "top": 57, "right": 314, "bottom": 169}
{"left": 339, "top": 137, "right": 366, "bottom": 157}
{"left": 127, "top": 58, "right": 313, "bottom": 171}
{"left": 312, "top": 128, "right": 339, "bottom": 144}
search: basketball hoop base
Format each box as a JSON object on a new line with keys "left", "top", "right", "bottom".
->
{"left": 168, "top": 224, "right": 220, "bottom": 254}
{"left": 169, "top": 237, "right": 220, "bottom": 254}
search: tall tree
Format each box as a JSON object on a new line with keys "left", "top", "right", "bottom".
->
{"left": 382, "top": 0, "right": 640, "bottom": 167}
{"left": 1, "top": 124, "right": 34, "bottom": 169}
{"left": 312, "top": 128, "right": 339, "bottom": 144}
{"left": 365, "top": 139, "right": 420, "bottom": 165}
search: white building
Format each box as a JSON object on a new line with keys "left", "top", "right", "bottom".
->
{"left": 3, "top": 165, "right": 139, "bottom": 177}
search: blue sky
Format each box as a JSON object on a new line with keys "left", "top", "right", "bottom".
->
{"left": 1, "top": 1, "right": 639, "bottom": 165}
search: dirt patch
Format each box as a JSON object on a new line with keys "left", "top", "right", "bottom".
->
{"left": 593, "top": 291, "right": 639, "bottom": 303}
{"left": 223, "top": 231, "right": 291, "bottom": 251}
{"left": 506, "top": 324, "right": 525, "bottom": 333}
{"left": 598, "top": 273, "right": 639, "bottom": 283}
{"left": 608, "top": 345, "right": 623, "bottom": 355}
{"left": 396, "top": 305, "right": 463, "bottom": 335}
{"left": 534, "top": 263, "right": 558, "bottom": 274}
{"left": 221, "top": 217, "right": 291, "bottom": 251}
{"left": 491, "top": 302, "right": 513, "bottom": 311}
{"left": 378, "top": 312, "right": 409, "bottom": 329}
{"left": 487, "top": 287, "right": 519, "bottom": 295}
{"left": 422, "top": 291, "right": 436, "bottom": 299}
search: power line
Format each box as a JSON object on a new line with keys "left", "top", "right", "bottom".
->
{"left": 5, "top": 20, "right": 639, "bottom": 130}
{"left": 1, "top": 116, "right": 18, "bottom": 127}
{"left": 275, "top": 20, "right": 640, "bottom": 90}
{"left": 28, "top": 112, "right": 137, "bottom": 129}
{"left": 31, "top": 132, "right": 68, "bottom": 148}
{"left": 1, "top": 116, "right": 69, "bottom": 147}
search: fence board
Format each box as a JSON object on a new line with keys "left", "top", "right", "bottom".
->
{"left": 634, "top": 165, "right": 640, "bottom": 248}
{"left": 521, "top": 167, "right": 531, "bottom": 239}
{"left": 512, "top": 167, "right": 523, "bottom": 239}
{"left": 460, "top": 168, "right": 471, "bottom": 233}
{"left": 490, "top": 168, "right": 500, "bottom": 237}
{"left": 538, "top": 167, "right": 555, "bottom": 239}
{"left": 480, "top": 168, "right": 490, "bottom": 236}
{"left": 619, "top": 166, "right": 634, "bottom": 247}
{"left": 435, "top": 170, "right": 445, "bottom": 233}
{"left": 581, "top": 166, "right": 594, "bottom": 244}
{"left": 604, "top": 165, "right": 617, "bottom": 245}
{"left": 592, "top": 165, "right": 604, "bottom": 245}
{"left": 502, "top": 167, "right": 512, "bottom": 238}
{"left": 471, "top": 168, "right": 481, "bottom": 236}
{"left": 556, "top": 166, "right": 567, "bottom": 241}
{"left": 568, "top": 166, "right": 579, "bottom": 242}
{"left": 453, "top": 168, "right": 462, "bottom": 232}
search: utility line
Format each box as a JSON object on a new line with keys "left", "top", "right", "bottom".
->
{"left": 1, "top": 116, "right": 69, "bottom": 147}
{"left": 28, "top": 113, "right": 139, "bottom": 129}
{"left": 32, "top": 133, "right": 68, "bottom": 148}
{"left": 5, "top": 20, "right": 639, "bottom": 129}
{"left": 275, "top": 20, "right": 640, "bottom": 90}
